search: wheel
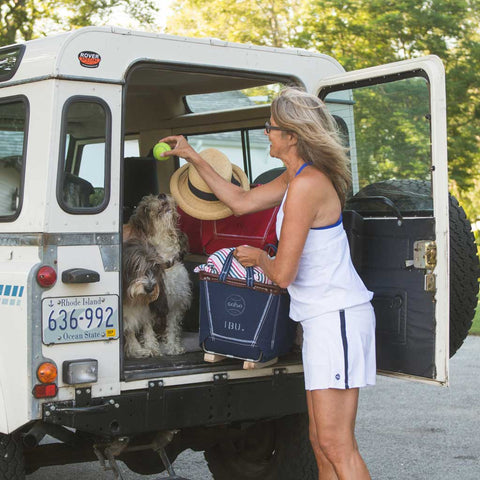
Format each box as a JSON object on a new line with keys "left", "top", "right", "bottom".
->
{"left": 348, "top": 179, "right": 479, "bottom": 357}
{"left": 0, "top": 433, "right": 25, "bottom": 480}
{"left": 204, "top": 414, "right": 317, "bottom": 480}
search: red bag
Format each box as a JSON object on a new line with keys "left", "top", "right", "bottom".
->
{"left": 178, "top": 206, "right": 279, "bottom": 255}
{"left": 177, "top": 208, "right": 204, "bottom": 254}
{"left": 201, "top": 206, "right": 279, "bottom": 254}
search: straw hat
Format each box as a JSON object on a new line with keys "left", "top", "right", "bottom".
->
{"left": 170, "top": 148, "right": 250, "bottom": 220}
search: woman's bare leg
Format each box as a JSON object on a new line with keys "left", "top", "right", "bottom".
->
{"left": 309, "top": 388, "right": 370, "bottom": 480}
{"left": 306, "top": 391, "right": 338, "bottom": 479}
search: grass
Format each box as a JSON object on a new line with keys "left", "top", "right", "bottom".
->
{"left": 471, "top": 301, "right": 480, "bottom": 335}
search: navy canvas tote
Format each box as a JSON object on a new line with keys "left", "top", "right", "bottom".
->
{"left": 198, "top": 250, "right": 296, "bottom": 362}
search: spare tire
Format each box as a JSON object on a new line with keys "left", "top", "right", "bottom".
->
{"left": 347, "top": 179, "right": 479, "bottom": 357}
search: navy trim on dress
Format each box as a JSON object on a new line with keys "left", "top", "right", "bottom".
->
{"left": 294, "top": 162, "right": 342, "bottom": 230}
{"left": 339, "top": 309, "right": 350, "bottom": 389}
{"left": 294, "top": 162, "right": 311, "bottom": 177}
{"left": 311, "top": 213, "right": 343, "bottom": 230}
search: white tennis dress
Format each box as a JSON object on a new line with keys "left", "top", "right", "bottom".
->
{"left": 277, "top": 163, "right": 376, "bottom": 390}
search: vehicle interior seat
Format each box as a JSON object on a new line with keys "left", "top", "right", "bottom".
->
{"left": 62, "top": 172, "right": 95, "bottom": 208}
{"left": 123, "top": 156, "right": 160, "bottom": 223}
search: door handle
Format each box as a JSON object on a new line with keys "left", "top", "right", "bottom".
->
{"left": 62, "top": 268, "right": 100, "bottom": 284}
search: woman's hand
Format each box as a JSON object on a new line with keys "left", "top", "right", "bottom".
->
{"left": 234, "top": 245, "right": 263, "bottom": 267}
{"left": 160, "top": 135, "right": 201, "bottom": 163}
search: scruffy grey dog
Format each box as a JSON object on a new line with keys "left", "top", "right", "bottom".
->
{"left": 122, "top": 239, "right": 169, "bottom": 358}
{"left": 126, "top": 193, "right": 192, "bottom": 355}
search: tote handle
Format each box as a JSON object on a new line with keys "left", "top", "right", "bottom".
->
{"left": 219, "top": 250, "right": 255, "bottom": 287}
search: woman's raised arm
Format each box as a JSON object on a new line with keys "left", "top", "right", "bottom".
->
{"left": 161, "top": 135, "right": 287, "bottom": 216}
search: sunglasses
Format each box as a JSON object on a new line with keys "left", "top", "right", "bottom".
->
{"left": 265, "top": 121, "right": 288, "bottom": 133}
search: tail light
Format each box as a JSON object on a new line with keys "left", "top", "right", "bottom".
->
{"left": 33, "top": 362, "right": 58, "bottom": 399}
{"left": 33, "top": 384, "right": 57, "bottom": 398}
{"left": 37, "top": 362, "right": 57, "bottom": 383}
{"left": 36, "top": 266, "right": 57, "bottom": 287}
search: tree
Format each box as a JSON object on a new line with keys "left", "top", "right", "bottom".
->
{"left": 165, "top": 0, "right": 303, "bottom": 47}
{"left": 296, "top": 0, "right": 480, "bottom": 192}
{"left": 0, "top": 0, "right": 158, "bottom": 47}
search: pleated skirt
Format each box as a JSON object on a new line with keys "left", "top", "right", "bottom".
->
{"left": 301, "top": 302, "right": 376, "bottom": 390}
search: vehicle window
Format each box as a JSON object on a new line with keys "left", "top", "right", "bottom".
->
{"left": 0, "top": 99, "right": 26, "bottom": 220}
{"left": 184, "top": 129, "right": 283, "bottom": 184}
{"left": 59, "top": 99, "right": 110, "bottom": 211}
{"left": 324, "top": 76, "right": 433, "bottom": 215}
{"left": 187, "top": 131, "right": 245, "bottom": 171}
{"left": 248, "top": 128, "right": 284, "bottom": 182}
{"left": 0, "top": 45, "right": 25, "bottom": 82}
{"left": 185, "top": 84, "right": 283, "bottom": 113}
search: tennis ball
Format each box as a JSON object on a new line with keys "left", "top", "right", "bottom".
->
{"left": 153, "top": 142, "right": 171, "bottom": 160}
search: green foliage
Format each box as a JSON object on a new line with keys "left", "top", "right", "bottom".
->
{"left": 470, "top": 298, "right": 480, "bottom": 335}
{"left": 165, "top": 0, "right": 303, "bottom": 47}
{"left": 0, "top": 0, "right": 158, "bottom": 46}
{"left": 341, "top": 78, "right": 432, "bottom": 187}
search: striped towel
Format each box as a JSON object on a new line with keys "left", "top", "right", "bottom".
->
{"left": 194, "top": 247, "right": 274, "bottom": 285}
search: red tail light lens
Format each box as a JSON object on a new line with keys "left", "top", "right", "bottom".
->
{"left": 33, "top": 383, "right": 57, "bottom": 398}
{"left": 37, "top": 266, "right": 57, "bottom": 287}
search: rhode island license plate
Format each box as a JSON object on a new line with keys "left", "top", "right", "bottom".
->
{"left": 42, "top": 295, "right": 119, "bottom": 345}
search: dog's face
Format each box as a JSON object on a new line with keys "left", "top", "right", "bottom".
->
{"left": 129, "top": 194, "right": 179, "bottom": 237}
{"left": 122, "top": 240, "right": 165, "bottom": 305}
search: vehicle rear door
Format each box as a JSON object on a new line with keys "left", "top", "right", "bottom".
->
{"left": 317, "top": 56, "right": 449, "bottom": 384}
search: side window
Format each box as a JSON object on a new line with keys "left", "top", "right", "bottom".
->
{"left": 248, "top": 128, "right": 284, "bottom": 183}
{"left": 0, "top": 98, "right": 27, "bottom": 220}
{"left": 188, "top": 131, "right": 244, "bottom": 170}
{"left": 58, "top": 98, "right": 111, "bottom": 212}
{"left": 185, "top": 129, "right": 284, "bottom": 184}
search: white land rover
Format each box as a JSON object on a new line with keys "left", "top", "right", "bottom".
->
{"left": 0, "top": 26, "right": 478, "bottom": 479}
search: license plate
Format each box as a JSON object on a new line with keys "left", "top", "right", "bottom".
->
{"left": 42, "top": 295, "right": 119, "bottom": 345}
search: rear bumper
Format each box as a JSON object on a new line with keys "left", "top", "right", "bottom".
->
{"left": 42, "top": 373, "right": 307, "bottom": 436}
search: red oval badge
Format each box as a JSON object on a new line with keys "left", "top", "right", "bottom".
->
{"left": 78, "top": 51, "right": 101, "bottom": 68}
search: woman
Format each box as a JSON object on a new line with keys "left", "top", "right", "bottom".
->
{"left": 161, "top": 87, "right": 375, "bottom": 480}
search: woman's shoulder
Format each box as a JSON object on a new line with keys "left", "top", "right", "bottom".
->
{"left": 291, "top": 164, "right": 331, "bottom": 190}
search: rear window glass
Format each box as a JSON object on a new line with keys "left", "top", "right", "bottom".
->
{"left": 0, "top": 99, "right": 27, "bottom": 220}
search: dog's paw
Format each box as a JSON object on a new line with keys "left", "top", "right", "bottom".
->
{"left": 162, "top": 342, "right": 185, "bottom": 356}
{"left": 143, "top": 335, "right": 161, "bottom": 356}
{"left": 125, "top": 345, "right": 153, "bottom": 358}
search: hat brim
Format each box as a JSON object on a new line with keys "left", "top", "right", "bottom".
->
{"left": 170, "top": 163, "right": 250, "bottom": 220}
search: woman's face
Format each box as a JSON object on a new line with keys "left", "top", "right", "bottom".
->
{"left": 265, "top": 117, "right": 290, "bottom": 159}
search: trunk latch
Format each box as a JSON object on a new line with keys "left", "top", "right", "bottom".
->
{"left": 411, "top": 240, "right": 437, "bottom": 292}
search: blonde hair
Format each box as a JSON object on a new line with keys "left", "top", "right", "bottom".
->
{"left": 271, "top": 87, "right": 351, "bottom": 208}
